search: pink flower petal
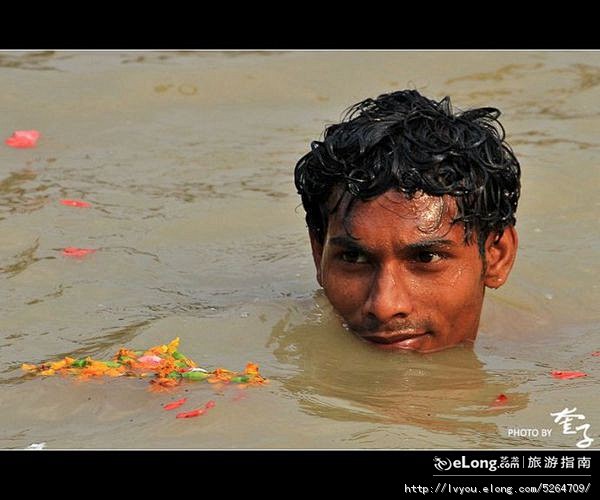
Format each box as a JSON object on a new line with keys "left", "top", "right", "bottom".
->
{"left": 62, "top": 247, "right": 96, "bottom": 257}
{"left": 5, "top": 130, "right": 41, "bottom": 148}
{"left": 138, "top": 355, "right": 163, "bottom": 366}
{"left": 60, "top": 199, "right": 91, "bottom": 208}
{"left": 551, "top": 370, "right": 587, "bottom": 380}
{"left": 204, "top": 400, "right": 216, "bottom": 409}
{"left": 592, "top": 351, "right": 600, "bottom": 357}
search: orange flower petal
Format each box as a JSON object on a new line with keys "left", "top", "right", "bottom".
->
{"left": 105, "top": 368, "right": 125, "bottom": 377}
{"left": 245, "top": 362, "right": 259, "bottom": 375}
{"left": 151, "top": 377, "right": 179, "bottom": 387}
{"left": 166, "top": 337, "right": 180, "bottom": 354}
{"left": 49, "top": 357, "right": 74, "bottom": 371}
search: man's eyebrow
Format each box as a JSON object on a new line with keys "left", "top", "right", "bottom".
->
{"left": 328, "top": 236, "right": 366, "bottom": 249}
{"left": 405, "top": 239, "right": 456, "bottom": 251}
{"left": 328, "top": 236, "right": 456, "bottom": 251}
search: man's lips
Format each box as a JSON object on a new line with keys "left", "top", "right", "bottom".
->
{"left": 362, "top": 331, "right": 430, "bottom": 345}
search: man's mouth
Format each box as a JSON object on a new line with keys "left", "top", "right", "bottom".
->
{"left": 361, "top": 331, "right": 431, "bottom": 349}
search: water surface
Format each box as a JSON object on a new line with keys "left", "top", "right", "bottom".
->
{"left": 0, "top": 50, "right": 598, "bottom": 449}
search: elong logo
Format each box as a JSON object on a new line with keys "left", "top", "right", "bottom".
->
{"left": 433, "top": 456, "right": 452, "bottom": 471}
{"left": 434, "top": 456, "right": 499, "bottom": 472}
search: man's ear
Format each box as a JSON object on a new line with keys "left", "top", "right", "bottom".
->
{"left": 483, "top": 226, "right": 518, "bottom": 289}
{"left": 309, "top": 230, "right": 324, "bottom": 287}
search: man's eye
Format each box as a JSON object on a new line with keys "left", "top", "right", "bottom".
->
{"left": 340, "top": 251, "right": 368, "bottom": 264}
{"left": 416, "top": 251, "right": 442, "bottom": 264}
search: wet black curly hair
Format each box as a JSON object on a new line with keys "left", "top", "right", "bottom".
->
{"left": 294, "top": 89, "right": 521, "bottom": 254}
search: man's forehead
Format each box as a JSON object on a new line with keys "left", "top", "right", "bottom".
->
{"left": 326, "top": 189, "right": 459, "bottom": 236}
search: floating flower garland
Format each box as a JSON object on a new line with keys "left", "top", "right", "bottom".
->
{"left": 21, "top": 337, "right": 267, "bottom": 390}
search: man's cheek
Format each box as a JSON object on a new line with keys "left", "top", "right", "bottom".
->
{"left": 324, "top": 273, "right": 366, "bottom": 313}
{"left": 447, "top": 287, "right": 483, "bottom": 333}
{"left": 426, "top": 280, "right": 475, "bottom": 317}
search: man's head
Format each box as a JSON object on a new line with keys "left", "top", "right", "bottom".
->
{"left": 294, "top": 89, "right": 521, "bottom": 353}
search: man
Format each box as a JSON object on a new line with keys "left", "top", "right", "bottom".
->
{"left": 294, "top": 89, "right": 521, "bottom": 353}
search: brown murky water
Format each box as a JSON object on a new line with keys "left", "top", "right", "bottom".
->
{"left": 0, "top": 51, "right": 598, "bottom": 449}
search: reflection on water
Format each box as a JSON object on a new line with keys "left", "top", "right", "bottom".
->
{"left": 1, "top": 238, "right": 41, "bottom": 278}
{"left": 0, "top": 51, "right": 62, "bottom": 71}
{"left": 0, "top": 168, "right": 49, "bottom": 219}
{"left": 447, "top": 63, "right": 546, "bottom": 84}
{"left": 267, "top": 293, "right": 529, "bottom": 447}
{"left": 0, "top": 50, "right": 598, "bottom": 449}
{"left": 510, "top": 130, "right": 598, "bottom": 151}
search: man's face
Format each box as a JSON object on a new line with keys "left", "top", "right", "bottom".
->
{"left": 310, "top": 190, "right": 504, "bottom": 353}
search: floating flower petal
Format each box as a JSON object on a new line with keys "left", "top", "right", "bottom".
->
{"left": 5, "top": 130, "right": 41, "bottom": 148}
{"left": 60, "top": 199, "right": 92, "bottom": 208}
{"left": 62, "top": 247, "right": 96, "bottom": 257}
{"left": 138, "top": 355, "right": 163, "bottom": 366}
{"left": 551, "top": 370, "right": 587, "bottom": 380}
{"left": 492, "top": 393, "right": 508, "bottom": 406}
{"left": 164, "top": 398, "right": 188, "bottom": 410}
{"left": 176, "top": 408, "right": 205, "bottom": 419}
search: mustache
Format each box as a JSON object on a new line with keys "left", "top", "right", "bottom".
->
{"left": 352, "top": 318, "right": 432, "bottom": 335}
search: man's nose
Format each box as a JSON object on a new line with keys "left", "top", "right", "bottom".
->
{"left": 364, "top": 264, "right": 414, "bottom": 323}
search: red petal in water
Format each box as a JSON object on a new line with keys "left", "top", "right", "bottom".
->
{"left": 592, "top": 352, "right": 600, "bottom": 357}
{"left": 5, "top": 130, "right": 41, "bottom": 148}
{"left": 551, "top": 370, "right": 587, "bottom": 380}
{"left": 176, "top": 408, "right": 205, "bottom": 419}
{"left": 62, "top": 247, "right": 96, "bottom": 257}
{"left": 487, "top": 393, "right": 509, "bottom": 410}
{"left": 204, "top": 400, "right": 216, "bottom": 410}
{"left": 163, "top": 397, "right": 187, "bottom": 410}
{"left": 493, "top": 394, "right": 508, "bottom": 405}
{"left": 61, "top": 199, "right": 92, "bottom": 208}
